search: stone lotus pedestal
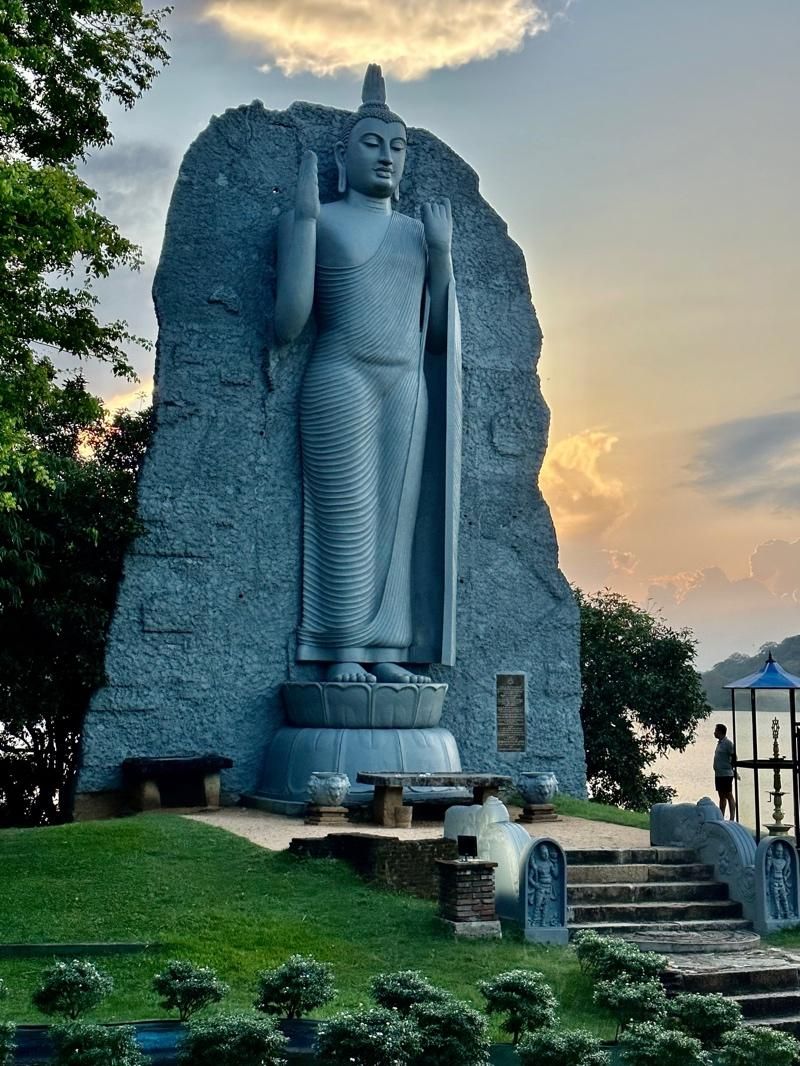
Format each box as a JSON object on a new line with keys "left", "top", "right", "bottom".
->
{"left": 249, "top": 682, "right": 463, "bottom": 814}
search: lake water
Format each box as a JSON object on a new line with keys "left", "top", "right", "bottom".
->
{"left": 653, "top": 708, "right": 798, "bottom": 833}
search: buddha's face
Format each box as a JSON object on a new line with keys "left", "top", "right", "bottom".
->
{"left": 337, "top": 117, "right": 407, "bottom": 199}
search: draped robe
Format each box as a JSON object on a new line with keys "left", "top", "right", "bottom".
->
{"left": 295, "top": 209, "right": 461, "bottom": 666}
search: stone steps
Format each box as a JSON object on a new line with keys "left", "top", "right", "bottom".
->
{"left": 571, "top": 900, "right": 744, "bottom": 925}
{"left": 566, "top": 847, "right": 698, "bottom": 866}
{"left": 568, "top": 862, "right": 715, "bottom": 885}
{"left": 736, "top": 989, "right": 800, "bottom": 1019}
{"left": 568, "top": 881, "right": 728, "bottom": 904}
{"left": 570, "top": 918, "right": 754, "bottom": 938}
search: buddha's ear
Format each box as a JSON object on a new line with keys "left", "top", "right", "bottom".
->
{"left": 334, "top": 140, "right": 347, "bottom": 195}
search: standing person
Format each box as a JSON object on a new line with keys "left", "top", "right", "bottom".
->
{"left": 713, "top": 723, "right": 737, "bottom": 818}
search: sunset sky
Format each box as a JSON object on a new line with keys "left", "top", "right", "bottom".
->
{"left": 81, "top": 0, "right": 800, "bottom": 669}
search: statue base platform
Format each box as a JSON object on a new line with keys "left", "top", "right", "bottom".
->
{"left": 250, "top": 682, "right": 465, "bottom": 811}
{"left": 517, "top": 804, "right": 560, "bottom": 824}
{"left": 304, "top": 805, "right": 349, "bottom": 826}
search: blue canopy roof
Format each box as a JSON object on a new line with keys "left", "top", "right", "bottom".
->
{"left": 725, "top": 651, "right": 800, "bottom": 690}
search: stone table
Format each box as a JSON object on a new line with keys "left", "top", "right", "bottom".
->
{"left": 356, "top": 772, "right": 513, "bottom": 826}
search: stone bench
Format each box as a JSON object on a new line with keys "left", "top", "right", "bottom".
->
{"left": 356, "top": 772, "right": 513, "bottom": 827}
{"left": 121, "top": 755, "right": 233, "bottom": 811}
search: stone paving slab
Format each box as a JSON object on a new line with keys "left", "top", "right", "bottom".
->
{"left": 186, "top": 805, "right": 652, "bottom": 852}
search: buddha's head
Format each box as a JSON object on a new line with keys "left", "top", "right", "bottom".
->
{"left": 336, "top": 64, "right": 407, "bottom": 200}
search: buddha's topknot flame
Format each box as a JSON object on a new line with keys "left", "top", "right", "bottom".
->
{"left": 339, "top": 63, "right": 406, "bottom": 145}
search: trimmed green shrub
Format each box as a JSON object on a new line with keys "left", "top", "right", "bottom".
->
{"left": 179, "top": 1012, "right": 287, "bottom": 1066}
{"left": 573, "top": 931, "right": 666, "bottom": 982}
{"left": 152, "top": 960, "right": 228, "bottom": 1021}
{"left": 254, "top": 954, "right": 335, "bottom": 1020}
{"left": 371, "top": 970, "right": 450, "bottom": 1011}
{"left": 592, "top": 978, "right": 667, "bottom": 1037}
{"left": 33, "top": 961, "right": 114, "bottom": 1020}
{"left": 667, "top": 992, "right": 742, "bottom": 1047}
{"left": 518, "top": 1026, "right": 610, "bottom": 1066}
{"left": 317, "top": 1007, "right": 421, "bottom": 1066}
{"left": 410, "top": 996, "right": 490, "bottom": 1066}
{"left": 718, "top": 1025, "right": 800, "bottom": 1066}
{"left": 0, "top": 1022, "right": 14, "bottom": 1066}
{"left": 618, "top": 1022, "right": 711, "bottom": 1066}
{"left": 51, "top": 1023, "right": 145, "bottom": 1066}
{"left": 478, "top": 970, "right": 558, "bottom": 1044}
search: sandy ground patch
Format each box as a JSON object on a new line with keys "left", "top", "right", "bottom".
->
{"left": 186, "top": 805, "right": 651, "bottom": 851}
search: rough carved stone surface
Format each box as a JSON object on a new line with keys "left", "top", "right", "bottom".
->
{"left": 754, "top": 836, "right": 800, "bottom": 935}
{"left": 650, "top": 797, "right": 723, "bottom": 849}
{"left": 76, "top": 98, "right": 585, "bottom": 803}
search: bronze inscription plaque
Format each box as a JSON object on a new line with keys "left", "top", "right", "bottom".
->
{"left": 496, "top": 673, "right": 526, "bottom": 752}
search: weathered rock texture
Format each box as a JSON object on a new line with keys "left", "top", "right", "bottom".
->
{"left": 75, "top": 100, "right": 586, "bottom": 810}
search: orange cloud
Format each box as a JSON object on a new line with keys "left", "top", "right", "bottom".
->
{"left": 200, "top": 0, "right": 555, "bottom": 79}
{"left": 540, "top": 429, "right": 632, "bottom": 540}
{"left": 105, "top": 377, "right": 154, "bottom": 415}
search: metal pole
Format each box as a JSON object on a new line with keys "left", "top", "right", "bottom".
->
{"left": 752, "top": 688, "right": 760, "bottom": 843}
{"left": 731, "top": 689, "right": 739, "bottom": 822}
{"left": 791, "top": 688, "right": 799, "bottom": 849}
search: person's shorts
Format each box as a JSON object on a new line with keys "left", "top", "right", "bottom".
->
{"left": 715, "top": 775, "right": 734, "bottom": 795}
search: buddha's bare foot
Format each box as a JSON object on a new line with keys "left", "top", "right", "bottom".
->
{"left": 327, "top": 662, "right": 376, "bottom": 683}
{"left": 372, "top": 662, "right": 431, "bottom": 684}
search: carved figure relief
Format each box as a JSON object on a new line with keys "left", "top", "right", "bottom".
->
{"left": 767, "top": 840, "right": 797, "bottom": 920}
{"left": 521, "top": 837, "right": 568, "bottom": 943}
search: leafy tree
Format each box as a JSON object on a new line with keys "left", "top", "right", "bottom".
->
{"left": 576, "top": 588, "right": 711, "bottom": 810}
{"left": 254, "top": 955, "right": 336, "bottom": 1020}
{"left": 0, "top": 1, "right": 169, "bottom": 824}
{"left": 477, "top": 970, "right": 557, "bottom": 1045}
{"left": 370, "top": 970, "right": 451, "bottom": 1012}
{"left": 52, "top": 1022, "right": 145, "bottom": 1066}
{"left": 152, "top": 960, "right": 228, "bottom": 1022}
{"left": 32, "top": 959, "right": 113, "bottom": 1020}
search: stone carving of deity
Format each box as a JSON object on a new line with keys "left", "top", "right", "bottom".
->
{"left": 767, "top": 840, "right": 796, "bottom": 920}
{"left": 274, "top": 64, "right": 461, "bottom": 687}
{"left": 528, "top": 842, "right": 560, "bottom": 926}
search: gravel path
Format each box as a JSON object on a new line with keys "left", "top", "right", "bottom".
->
{"left": 186, "top": 806, "right": 650, "bottom": 852}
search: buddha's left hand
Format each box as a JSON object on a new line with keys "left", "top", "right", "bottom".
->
{"left": 422, "top": 198, "right": 452, "bottom": 255}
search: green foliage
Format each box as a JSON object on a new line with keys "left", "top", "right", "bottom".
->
{"left": 618, "top": 1022, "right": 711, "bottom": 1066}
{"left": 576, "top": 587, "right": 711, "bottom": 810}
{"left": 370, "top": 970, "right": 450, "bottom": 1011}
{"left": 179, "top": 1012, "right": 287, "bottom": 1066}
{"left": 51, "top": 1022, "right": 145, "bottom": 1066}
{"left": 317, "top": 1007, "right": 422, "bottom": 1066}
{"left": 0, "top": 1021, "right": 13, "bottom": 1066}
{"left": 254, "top": 954, "right": 335, "bottom": 1020}
{"left": 478, "top": 970, "right": 558, "bottom": 1044}
{"left": 32, "top": 960, "right": 113, "bottom": 1021}
{"left": 0, "top": 0, "right": 169, "bottom": 826}
{"left": 517, "top": 1027, "right": 610, "bottom": 1066}
{"left": 592, "top": 978, "right": 666, "bottom": 1038}
{"left": 152, "top": 960, "right": 228, "bottom": 1022}
{"left": 409, "top": 996, "right": 490, "bottom": 1066}
{"left": 0, "top": 401, "right": 151, "bottom": 826}
{"left": 573, "top": 931, "right": 666, "bottom": 983}
{"left": 717, "top": 1025, "right": 800, "bottom": 1066}
{"left": 666, "top": 992, "right": 742, "bottom": 1047}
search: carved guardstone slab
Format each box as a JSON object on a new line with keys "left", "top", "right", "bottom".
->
{"left": 74, "top": 97, "right": 586, "bottom": 814}
{"left": 754, "top": 836, "right": 800, "bottom": 935}
{"left": 521, "top": 836, "right": 568, "bottom": 945}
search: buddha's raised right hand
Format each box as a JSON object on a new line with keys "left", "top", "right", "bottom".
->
{"left": 295, "top": 149, "right": 320, "bottom": 221}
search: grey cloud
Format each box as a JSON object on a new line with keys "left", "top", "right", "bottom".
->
{"left": 750, "top": 538, "right": 800, "bottom": 601}
{"left": 690, "top": 410, "right": 800, "bottom": 512}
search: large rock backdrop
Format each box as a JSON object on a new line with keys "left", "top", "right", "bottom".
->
{"left": 75, "top": 100, "right": 587, "bottom": 813}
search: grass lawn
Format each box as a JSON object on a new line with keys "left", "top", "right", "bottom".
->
{"left": 552, "top": 795, "right": 650, "bottom": 831}
{"left": 0, "top": 814, "right": 611, "bottom": 1038}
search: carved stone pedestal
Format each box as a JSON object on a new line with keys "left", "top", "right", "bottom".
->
{"left": 436, "top": 858, "right": 501, "bottom": 938}
{"left": 304, "top": 805, "right": 349, "bottom": 826}
{"left": 517, "top": 804, "right": 559, "bottom": 824}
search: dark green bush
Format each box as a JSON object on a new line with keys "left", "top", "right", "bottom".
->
{"left": 254, "top": 954, "right": 335, "bottom": 1019}
{"left": 573, "top": 931, "right": 666, "bottom": 982}
{"left": 0, "top": 1022, "right": 14, "bottom": 1066}
{"left": 32, "top": 961, "right": 114, "bottom": 1020}
{"left": 317, "top": 1007, "right": 421, "bottom": 1066}
{"left": 518, "top": 1027, "right": 610, "bottom": 1066}
{"left": 152, "top": 960, "right": 228, "bottom": 1021}
{"left": 179, "top": 1012, "right": 287, "bottom": 1066}
{"left": 477, "top": 970, "right": 558, "bottom": 1044}
{"left": 667, "top": 992, "right": 742, "bottom": 1047}
{"left": 618, "top": 1022, "right": 711, "bottom": 1066}
{"left": 410, "top": 996, "right": 490, "bottom": 1066}
{"left": 593, "top": 977, "right": 667, "bottom": 1037}
{"left": 370, "top": 970, "right": 450, "bottom": 1011}
{"left": 51, "top": 1023, "right": 145, "bottom": 1066}
{"left": 717, "top": 1025, "right": 800, "bottom": 1066}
